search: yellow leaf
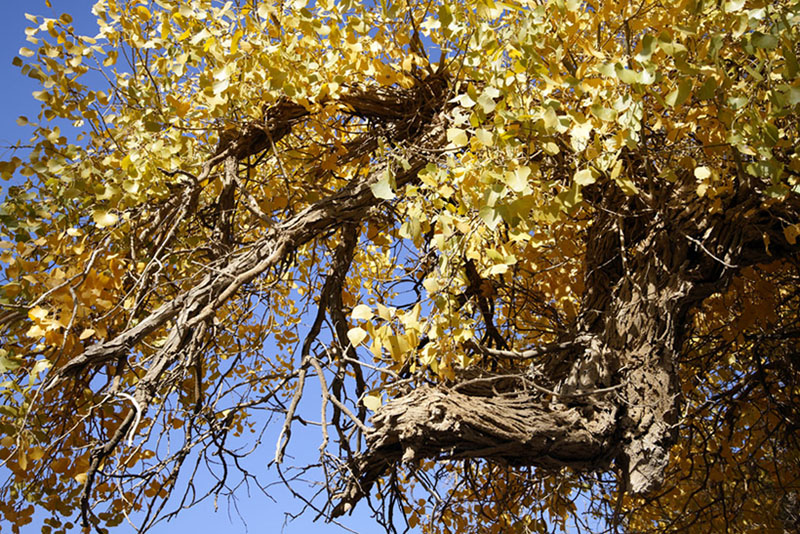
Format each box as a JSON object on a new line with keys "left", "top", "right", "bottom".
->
{"left": 386, "top": 334, "right": 410, "bottom": 362}
{"left": 79, "top": 328, "right": 95, "bottom": 341}
{"left": 784, "top": 223, "right": 800, "bottom": 245}
{"left": 505, "top": 166, "right": 530, "bottom": 193}
{"left": 610, "top": 159, "right": 623, "bottom": 181}
{"left": 370, "top": 170, "right": 395, "bottom": 200}
{"left": 376, "top": 303, "right": 394, "bottom": 321}
{"left": 347, "top": 327, "right": 368, "bottom": 346}
{"left": 475, "top": 128, "right": 493, "bottom": 146}
{"left": 542, "top": 141, "right": 559, "bottom": 155}
{"left": 28, "top": 446, "right": 44, "bottom": 461}
{"left": 363, "top": 390, "right": 382, "bottom": 411}
{"left": 351, "top": 304, "right": 373, "bottom": 320}
{"left": 231, "top": 29, "right": 243, "bottom": 53}
{"left": 694, "top": 166, "right": 711, "bottom": 180}
{"left": 93, "top": 210, "right": 119, "bottom": 228}
{"left": 135, "top": 5, "right": 152, "bottom": 21}
{"left": 543, "top": 107, "right": 559, "bottom": 131}
{"left": 25, "top": 324, "right": 46, "bottom": 338}
{"left": 574, "top": 168, "right": 596, "bottom": 185}
{"left": 28, "top": 306, "right": 48, "bottom": 321}
{"left": 74, "top": 472, "right": 88, "bottom": 485}
{"left": 123, "top": 180, "right": 140, "bottom": 194}
{"left": 447, "top": 128, "right": 468, "bottom": 147}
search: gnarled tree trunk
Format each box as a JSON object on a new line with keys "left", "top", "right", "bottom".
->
{"left": 332, "top": 182, "right": 800, "bottom": 516}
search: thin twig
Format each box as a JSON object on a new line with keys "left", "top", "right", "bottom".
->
{"left": 274, "top": 358, "right": 309, "bottom": 464}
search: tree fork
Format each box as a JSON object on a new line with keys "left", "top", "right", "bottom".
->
{"left": 331, "top": 182, "right": 800, "bottom": 516}
{"left": 49, "top": 75, "right": 451, "bottom": 386}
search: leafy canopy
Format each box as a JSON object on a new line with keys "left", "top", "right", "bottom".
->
{"left": 1, "top": 0, "right": 799, "bottom": 533}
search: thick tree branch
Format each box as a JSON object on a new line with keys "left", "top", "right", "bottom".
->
{"left": 332, "top": 185, "right": 800, "bottom": 516}
{"left": 50, "top": 79, "right": 450, "bottom": 389}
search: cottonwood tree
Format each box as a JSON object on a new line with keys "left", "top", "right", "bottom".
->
{"left": 1, "top": 0, "right": 799, "bottom": 532}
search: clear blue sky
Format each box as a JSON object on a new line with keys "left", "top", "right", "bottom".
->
{"left": 0, "top": 3, "right": 413, "bottom": 533}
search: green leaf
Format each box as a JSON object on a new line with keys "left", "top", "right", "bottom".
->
{"left": 635, "top": 34, "right": 656, "bottom": 62}
{"left": 638, "top": 68, "right": 656, "bottom": 85}
{"left": 697, "top": 77, "right": 717, "bottom": 100}
{"left": 665, "top": 78, "right": 692, "bottom": 108}
{"left": 746, "top": 160, "right": 781, "bottom": 179}
{"left": 590, "top": 104, "right": 616, "bottom": 122}
{"left": 599, "top": 62, "right": 616, "bottom": 78}
{"left": 786, "top": 86, "right": 800, "bottom": 106}
{"left": 751, "top": 32, "right": 778, "bottom": 50}
{"left": 763, "top": 122, "right": 780, "bottom": 147}
{"left": 765, "top": 183, "right": 789, "bottom": 198}
{"left": 658, "top": 34, "right": 687, "bottom": 56}
{"left": 615, "top": 66, "right": 638, "bottom": 85}
{"left": 728, "top": 95, "right": 748, "bottom": 109}
{"left": 556, "top": 182, "right": 582, "bottom": 211}
{"left": 0, "top": 351, "right": 21, "bottom": 373}
{"left": 438, "top": 4, "right": 454, "bottom": 36}
{"left": 783, "top": 44, "right": 799, "bottom": 79}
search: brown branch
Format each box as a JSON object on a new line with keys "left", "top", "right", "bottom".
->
{"left": 331, "top": 185, "right": 800, "bottom": 517}
{"left": 49, "top": 119, "right": 445, "bottom": 386}
{"left": 275, "top": 358, "right": 309, "bottom": 464}
{"left": 331, "top": 386, "right": 619, "bottom": 517}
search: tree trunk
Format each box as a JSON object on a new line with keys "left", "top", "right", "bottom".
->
{"left": 332, "top": 183, "right": 800, "bottom": 516}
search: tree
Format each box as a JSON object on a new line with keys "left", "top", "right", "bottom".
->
{"left": 0, "top": 0, "right": 799, "bottom": 532}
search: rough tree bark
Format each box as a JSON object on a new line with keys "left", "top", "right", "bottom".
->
{"left": 331, "top": 179, "right": 800, "bottom": 516}
{"left": 45, "top": 74, "right": 453, "bottom": 525}
{"left": 42, "top": 73, "right": 799, "bottom": 522}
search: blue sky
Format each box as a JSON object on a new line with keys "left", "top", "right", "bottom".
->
{"left": 0, "top": 2, "right": 414, "bottom": 533}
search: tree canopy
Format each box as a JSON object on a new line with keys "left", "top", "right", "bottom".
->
{"left": 1, "top": 0, "right": 799, "bottom": 532}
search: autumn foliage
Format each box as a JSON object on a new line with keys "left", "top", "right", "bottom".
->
{"left": 1, "top": 0, "right": 799, "bottom": 533}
